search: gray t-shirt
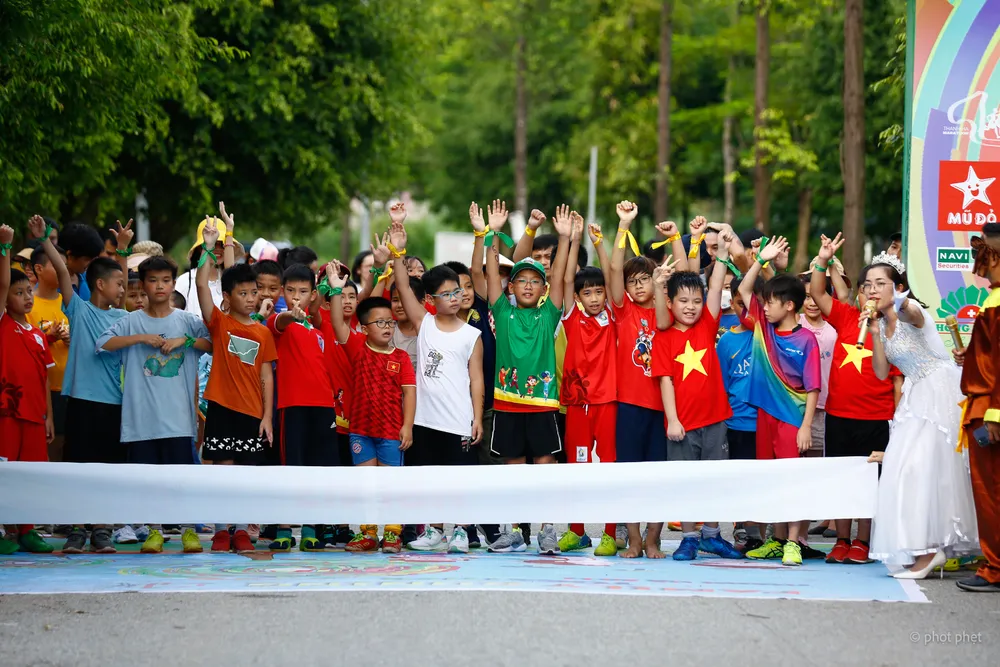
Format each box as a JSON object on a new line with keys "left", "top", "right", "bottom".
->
{"left": 97, "top": 309, "right": 210, "bottom": 443}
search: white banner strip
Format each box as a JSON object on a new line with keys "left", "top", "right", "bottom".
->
{"left": 0, "top": 459, "right": 877, "bottom": 525}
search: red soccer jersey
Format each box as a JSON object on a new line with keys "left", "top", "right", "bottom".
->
{"left": 613, "top": 298, "right": 662, "bottom": 411}
{"left": 267, "top": 310, "right": 335, "bottom": 410}
{"left": 823, "top": 298, "right": 900, "bottom": 421}
{"left": 0, "top": 313, "right": 55, "bottom": 424}
{"left": 319, "top": 309, "right": 364, "bottom": 433}
{"left": 344, "top": 335, "right": 416, "bottom": 440}
{"left": 652, "top": 310, "right": 732, "bottom": 431}
{"left": 561, "top": 305, "right": 617, "bottom": 406}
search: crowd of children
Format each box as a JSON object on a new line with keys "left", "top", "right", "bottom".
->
{"left": 1, "top": 203, "right": 997, "bottom": 592}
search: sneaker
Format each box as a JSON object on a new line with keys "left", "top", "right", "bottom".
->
{"left": 738, "top": 537, "right": 764, "bottom": 555}
{"left": 671, "top": 536, "right": 699, "bottom": 561}
{"left": 246, "top": 524, "right": 261, "bottom": 542}
{"left": 346, "top": 532, "right": 379, "bottom": 553}
{"left": 53, "top": 525, "right": 73, "bottom": 538}
{"left": 537, "top": 525, "right": 559, "bottom": 555}
{"left": 269, "top": 537, "right": 293, "bottom": 552}
{"left": 782, "top": 541, "right": 802, "bottom": 566}
{"left": 826, "top": 538, "right": 851, "bottom": 563}
{"left": 615, "top": 524, "right": 628, "bottom": 550}
{"left": 134, "top": 525, "right": 151, "bottom": 542}
{"left": 112, "top": 525, "right": 138, "bottom": 544}
{"left": 409, "top": 526, "right": 447, "bottom": 552}
{"left": 667, "top": 522, "right": 682, "bottom": 532}
{"left": 163, "top": 525, "right": 182, "bottom": 535}
{"left": 797, "top": 541, "right": 826, "bottom": 560}
{"left": 746, "top": 538, "right": 785, "bottom": 560}
{"left": 487, "top": 528, "right": 527, "bottom": 553}
{"left": 182, "top": 528, "right": 204, "bottom": 553}
{"left": 466, "top": 526, "right": 481, "bottom": 549}
{"left": 62, "top": 528, "right": 87, "bottom": 554}
{"left": 956, "top": 575, "right": 1000, "bottom": 592}
{"left": 141, "top": 529, "right": 165, "bottom": 554}
{"left": 448, "top": 527, "right": 470, "bottom": 554}
{"left": 557, "top": 531, "right": 591, "bottom": 552}
{"left": 231, "top": 530, "right": 255, "bottom": 554}
{"left": 0, "top": 538, "right": 19, "bottom": 555}
{"left": 400, "top": 525, "right": 419, "bottom": 547}
{"left": 381, "top": 531, "right": 403, "bottom": 554}
{"left": 211, "top": 530, "right": 232, "bottom": 553}
{"left": 844, "top": 540, "right": 871, "bottom": 564}
{"left": 18, "top": 529, "right": 54, "bottom": 554}
{"left": 89, "top": 528, "right": 116, "bottom": 554}
{"left": 519, "top": 523, "right": 532, "bottom": 546}
{"left": 733, "top": 528, "right": 748, "bottom": 551}
{"left": 699, "top": 535, "right": 744, "bottom": 559}
{"left": 594, "top": 533, "right": 618, "bottom": 557}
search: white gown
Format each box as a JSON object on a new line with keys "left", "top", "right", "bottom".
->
{"left": 870, "top": 307, "right": 979, "bottom": 568}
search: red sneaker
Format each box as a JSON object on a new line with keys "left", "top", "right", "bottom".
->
{"left": 345, "top": 532, "right": 379, "bottom": 552}
{"left": 231, "top": 530, "right": 255, "bottom": 554}
{"left": 381, "top": 531, "right": 402, "bottom": 554}
{"left": 210, "top": 530, "right": 231, "bottom": 553}
{"left": 844, "top": 539, "right": 871, "bottom": 564}
{"left": 826, "top": 538, "right": 851, "bottom": 563}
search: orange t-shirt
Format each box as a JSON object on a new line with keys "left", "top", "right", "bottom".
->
{"left": 204, "top": 307, "right": 278, "bottom": 419}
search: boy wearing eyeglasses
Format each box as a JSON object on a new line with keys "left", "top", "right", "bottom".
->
{"left": 385, "top": 204, "right": 485, "bottom": 554}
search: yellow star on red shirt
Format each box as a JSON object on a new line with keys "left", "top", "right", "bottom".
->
{"left": 839, "top": 342, "right": 873, "bottom": 372}
{"left": 675, "top": 341, "right": 708, "bottom": 380}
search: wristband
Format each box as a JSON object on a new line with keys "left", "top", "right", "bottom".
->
{"left": 370, "top": 266, "right": 385, "bottom": 278}
{"left": 183, "top": 334, "right": 197, "bottom": 349}
{"left": 250, "top": 312, "right": 266, "bottom": 323}
{"left": 387, "top": 243, "right": 406, "bottom": 258}
{"left": 377, "top": 263, "right": 394, "bottom": 284}
{"left": 484, "top": 230, "right": 514, "bottom": 248}
{"left": 650, "top": 232, "right": 680, "bottom": 250}
{"left": 0, "top": 242, "right": 12, "bottom": 257}
{"left": 719, "top": 258, "right": 742, "bottom": 279}
{"left": 617, "top": 227, "right": 640, "bottom": 256}
{"left": 525, "top": 227, "right": 537, "bottom": 238}
{"left": 330, "top": 286, "right": 344, "bottom": 296}
{"left": 317, "top": 277, "right": 334, "bottom": 297}
{"left": 812, "top": 263, "right": 827, "bottom": 273}
{"left": 197, "top": 243, "right": 217, "bottom": 268}
{"left": 225, "top": 231, "right": 234, "bottom": 240}
{"left": 32, "top": 223, "right": 55, "bottom": 243}
{"left": 827, "top": 257, "right": 836, "bottom": 267}
{"left": 115, "top": 247, "right": 132, "bottom": 257}
{"left": 473, "top": 229, "right": 488, "bottom": 238}
{"left": 757, "top": 255, "right": 770, "bottom": 268}
{"left": 592, "top": 230, "right": 604, "bottom": 246}
{"left": 688, "top": 235, "right": 704, "bottom": 259}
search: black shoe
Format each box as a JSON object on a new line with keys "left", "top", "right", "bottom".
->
{"left": 807, "top": 523, "right": 828, "bottom": 536}
{"left": 90, "top": 528, "right": 116, "bottom": 554}
{"left": 465, "top": 525, "right": 481, "bottom": 549}
{"left": 739, "top": 537, "right": 764, "bottom": 554}
{"left": 61, "top": 529, "right": 87, "bottom": 554}
{"left": 261, "top": 525, "right": 278, "bottom": 541}
{"left": 400, "top": 525, "right": 419, "bottom": 547}
{"left": 797, "top": 541, "right": 826, "bottom": 560}
{"left": 53, "top": 525, "right": 74, "bottom": 538}
{"left": 518, "top": 523, "right": 531, "bottom": 546}
{"left": 956, "top": 575, "right": 1000, "bottom": 592}
{"left": 822, "top": 528, "right": 837, "bottom": 539}
{"left": 333, "top": 525, "right": 353, "bottom": 548}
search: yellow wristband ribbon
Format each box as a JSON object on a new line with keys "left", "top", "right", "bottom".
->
{"left": 592, "top": 229, "right": 604, "bottom": 246}
{"left": 524, "top": 227, "right": 537, "bottom": 238}
{"left": 688, "top": 234, "right": 704, "bottom": 259}
{"left": 617, "top": 227, "right": 640, "bottom": 256}
{"left": 651, "top": 232, "right": 680, "bottom": 250}
{"left": 376, "top": 263, "right": 394, "bottom": 284}
{"left": 387, "top": 243, "right": 406, "bottom": 259}
{"left": 473, "top": 229, "right": 488, "bottom": 238}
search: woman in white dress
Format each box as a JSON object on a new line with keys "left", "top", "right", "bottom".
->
{"left": 864, "top": 253, "right": 979, "bottom": 578}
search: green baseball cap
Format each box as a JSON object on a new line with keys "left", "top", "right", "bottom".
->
{"left": 509, "top": 258, "right": 546, "bottom": 282}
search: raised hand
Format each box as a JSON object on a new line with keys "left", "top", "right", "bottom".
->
{"left": 759, "top": 235, "right": 789, "bottom": 262}
{"left": 370, "top": 231, "right": 391, "bottom": 265}
{"left": 202, "top": 217, "right": 220, "bottom": 248}
{"left": 689, "top": 215, "right": 708, "bottom": 238}
{"left": 218, "top": 201, "right": 234, "bottom": 232}
{"left": 469, "top": 202, "right": 486, "bottom": 233}
{"left": 716, "top": 229, "right": 734, "bottom": 261}
{"left": 487, "top": 200, "right": 508, "bottom": 231}
{"left": 570, "top": 211, "right": 585, "bottom": 241}
{"left": 111, "top": 219, "right": 134, "bottom": 250}
{"left": 774, "top": 241, "right": 790, "bottom": 271}
{"left": 326, "top": 261, "right": 348, "bottom": 289}
{"left": 0, "top": 224, "right": 13, "bottom": 246}
{"left": 653, "top": 254, "right": 682, "bottom": 288}
{"left": 616, "top": 201, "right": 638, "bottom": 227}
{"left": 389, "top": 220, "right": 407, "bottom": 250}
{"left": 552, "top": 204, "right": 572, "bottom": 237}
{"left": 818, "top": 232, "right": 845, "bottom": 263}
{"left": 587, "top": 223, "right": 603, "bottom": 245}
{"left": 27, "top": 215, "right": 47, "bottom": 240}
{"left": 655, "top": 220, "right": 679, "bottom": 238}
{"left": 528, "top": 208, "right": 546, "bottom": 230}
{"left": 389, "top": 202, "right": 408, "bottom": 225}
{"left": 288, "top": 303, "right": 308, "bottom": 322}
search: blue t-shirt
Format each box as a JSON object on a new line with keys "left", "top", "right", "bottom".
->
{"left": 61, "top": 293, "right": 127, "bottom": 404}
{"left": 467, "top": 294, "right": 495, "bottom": 412}
{"left": 716, "top": 327, "right": 756, "bottom": 432}
{"left": 96, "top": 309, "right": 210, "bottom": 443}
{"left": 73, "top": 271, "right": 90, "bottom": 302}
{"left": 719, "top": 313, "right": 739, "bottom": 333}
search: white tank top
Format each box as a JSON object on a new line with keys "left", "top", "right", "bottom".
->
{"left": 415, "top": 313, "right": 481, "bottom": 436}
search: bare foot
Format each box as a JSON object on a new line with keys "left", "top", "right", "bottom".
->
{"left": 645, "top": 542, "right": 666, "bottom": 559}
{"left": 619, "top": 542, "right": 644, "bottom": 559}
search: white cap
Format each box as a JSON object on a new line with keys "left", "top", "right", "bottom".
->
{"left": 249, "top": 238, "right": 278, "bottom": 261}
{"left": 483, "top": 253, "right": 515, "bottom": 268}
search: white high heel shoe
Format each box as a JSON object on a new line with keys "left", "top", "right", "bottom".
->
{"left": 891, "top": 551, "right": 947, "bottom": 580}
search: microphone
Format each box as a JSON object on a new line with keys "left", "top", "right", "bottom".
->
{"left": 945, "top": 315, "right": 964, "bottom": 351}
{"left": 856, "top": 300, "right": 878, "bottom": 349}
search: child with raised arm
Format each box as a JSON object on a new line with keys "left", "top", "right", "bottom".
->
{"left": 486, "top": 200, "right": 568, "bottom": 555}
{"left": 326, "top": 264, "right": 416, "bottom": 553}
{"left": 734, "top": 235, "right": 822, "bottom": 566}
{"left": 196, "top": 219, "right": 277, "bottom": 554}
{"left": 96, "top": 252, "right": 212, "bottom": 555}
{"left": 387, "top": 204, "right": 485, "bottom": 553}
{"left": 651, "top": 233, "right": 743, "bottom": 562}
{"left": 0, "top": 223, "right": 56, "bottom": 555}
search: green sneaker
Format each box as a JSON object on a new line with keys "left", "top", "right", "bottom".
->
{"left": 782, "top": 541, "right": 802, "bottom": 566}
{"left": 0, "top": 537, "right": 20, "bottom": 555}
{"left": 141, "top": 529, "right": 165, "bottom": 553}
{"left": 594, "top": 533, "right": 618, "bottom": 557}
{"left": 18, "top": 529, "right": 54, "bottom": 554}
{"left": 181, "top": 528, "right": 203, "bottom": 553}
{"left": 557, "top": 531, "right": 585, "bottom": 552}
{"left": 300, "top": 536, "right": 323, "bottom": 552}
{"left": 746, "top": 538, "right": 784, "bottom": 560}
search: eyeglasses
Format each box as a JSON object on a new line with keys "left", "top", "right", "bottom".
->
{"left": 860, "top": 280, "right": 892, "bottom": 292}
{"left": 513, "top": 278, "right": 543, "bottom": 288}
{"left": 431, "top": 288, "right": 464, "bottom": 300}
{"left": 367, "top": 319, "right": 397, "bottom": 329}
{"left": 626, "top": 275, "right": 652, "bottom": 287}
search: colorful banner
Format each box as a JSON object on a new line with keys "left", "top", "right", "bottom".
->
{"left": 904, "top": 0, "right": 1000, "bottom": 345}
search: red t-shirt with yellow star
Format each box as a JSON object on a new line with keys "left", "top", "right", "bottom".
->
{"left": 823, "top": 298, "right": 900, "bottom": 421}
{"left": 651, "top": 310, "right": 731, "bottom": 431}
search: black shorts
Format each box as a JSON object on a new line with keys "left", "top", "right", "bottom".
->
{"left": 407, "top": 425, "right": 478, "bottom": 466}
{"left": 825, "top": 413, "right": 890, "bottom": 458}
{"left": 727, "top": 428, "right": 757, "bottom": 461}
{"left": 280, "top": 406, "right": 339, "bottom": 466}
{"left": 128, "top": 437, "right": 196, "bottom": 464}
{"left": 615, "top": 403, "right": 667, "bottom": 462}
{"left": 50, "top": 391, "right": 68, "bottom": 436}
{"left": 63, "top": 397, "right": 126, "bottom": 464}
{"left": 203, "top": 401, "right": 265, "bottom": 464}
{"left": 336, "top": 431, "right": 353, "bottom": 467}
{"left": 490, "top": 410, "right": 562, "bottom": 460}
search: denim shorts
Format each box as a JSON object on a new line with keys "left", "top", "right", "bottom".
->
{"left": 349, "top": 434, "right": 403, "bottom": 466}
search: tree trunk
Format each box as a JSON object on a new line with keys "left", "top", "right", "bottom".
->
{"left": 843, "top": 0, "right": 865, "bottom": 282}
{"left": 723, "top": 50, "right": 736, "bottom": 225}
{"left": 340, "top": 211, "right": 352, "bottom": 266}
{"left": 514, "top": 31, "right": 528, "bottom": 216}
{"left": 655, "top": 0, "right": 673, "bottom": 222}
{"left": 753, "top": 1, "right": 771, "bottom": 232}
{"left": 792, "top": 187, "right": 813, "bottom": 273}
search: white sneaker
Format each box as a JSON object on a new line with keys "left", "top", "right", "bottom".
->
{"left": 615, "top": 524, "right": 628, "bottom": 549}
{"left": 408, "top": 526, "right": 447, "bottom": 551}
{"left": 448, "top": 527, "right": 469, "bottom": 553}
{"left": 112, "top": 525, "right": 138, "bottom": 544}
